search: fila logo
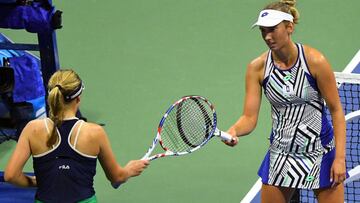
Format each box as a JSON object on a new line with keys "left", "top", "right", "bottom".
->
{"left": 58, "top": 165, "right": 70, "bottom": 170}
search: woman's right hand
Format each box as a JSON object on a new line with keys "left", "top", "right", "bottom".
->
{"left": 125, "top": 160, "right": 150, "bottom": 177}
{"left": 223, "top": 129, "right": 239, "bottom": 147}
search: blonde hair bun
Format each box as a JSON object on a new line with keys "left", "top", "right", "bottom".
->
{"left": 265, "top": 0, "right": 299, "bottom": 24}
{"left": 280, "top": 0, "right": 296, "bottom": 7}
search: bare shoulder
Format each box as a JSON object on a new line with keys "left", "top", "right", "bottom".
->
{"left": 27, "top": 119, "right": 44, "bottom": 126}
{"left": 20, "top": 119, "right": 47, "bottom": 141}
{"left": 248, "top": 51, "right": 268, "bottom": 71}
{"left": 81, "top": 122, "right": 107, "bottom": 139}
{"left": 302, "top": 45, "right": 329, "bottom": 66}
{"left": 246, "top": 51, "right": 268, "bottom": 82}
{"left": 302, "top": 44, "right": 332, "bottom": 77}
{"left": 25, "top": 119, "right": 46, "bottom": 133}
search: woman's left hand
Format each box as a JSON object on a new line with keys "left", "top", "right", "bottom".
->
{"left": 330, "top": 157, "right": 346, "bottom": 187}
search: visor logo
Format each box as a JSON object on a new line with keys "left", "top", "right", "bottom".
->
{"left": 261, "top": 12, "right": 269, "bottom": 17}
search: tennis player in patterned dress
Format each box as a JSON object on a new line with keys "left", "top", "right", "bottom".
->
{"left": 224, "top": 0, "right": 346, "bottom": 202}
{"left": 5, "top": 69, "right": 149, "bottom": 203}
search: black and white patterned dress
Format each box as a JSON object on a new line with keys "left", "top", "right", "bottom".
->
{"left": 258, "top": 43, "right": 335, "bottom": 189}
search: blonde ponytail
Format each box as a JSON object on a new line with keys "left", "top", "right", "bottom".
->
{"left": 47, "top": 69, "right": 82, "bottom": 147}
{"left": 47, "top": 86, "right": 65, "bottom": 147}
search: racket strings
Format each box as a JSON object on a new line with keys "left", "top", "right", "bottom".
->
{"left": 161, "top": 97, "right": 215, "bottom": 152}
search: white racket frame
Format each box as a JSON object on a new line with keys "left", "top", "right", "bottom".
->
{"left": 142, "top": 95, "right": 234, "bottom": 161}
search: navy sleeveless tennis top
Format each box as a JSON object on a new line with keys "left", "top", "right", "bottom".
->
{"left": 33, "top": 118, "right": 97, "bottom": 203}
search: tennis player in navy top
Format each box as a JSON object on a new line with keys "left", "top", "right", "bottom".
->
{"left": 5, "top": 69, "right": 149, "bottom": 203}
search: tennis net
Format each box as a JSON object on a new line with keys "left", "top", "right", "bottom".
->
{"left": 300, "top": 72, "right": 360, "bottom": 202}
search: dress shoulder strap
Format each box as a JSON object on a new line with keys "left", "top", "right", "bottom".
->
{"left": 264, "top": 50, "right": 274, "bottom": 79}
{"left": 73, "top": 120, "right": 85, "bottom": 149}
{"left": 297, "top": 43, "right": 311, "bottom": 74}
{"left": 44, "top": 118, "right": 51, "bottom": 134}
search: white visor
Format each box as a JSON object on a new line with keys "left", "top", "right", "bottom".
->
{"left": 252, "top": 9, "right": 293, "bottom": 28}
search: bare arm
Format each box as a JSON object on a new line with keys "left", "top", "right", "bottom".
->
{"left": 4, "top": 121, "right": 37, "bottom": 187}
{"left": 227, "top": 54, "right": 265, "bottom": 138}
{"left": 96, "top": 125, "right": 149, "bottom": 185}
{"left": 305, "top": 46, "right": 346, "bottom": 185}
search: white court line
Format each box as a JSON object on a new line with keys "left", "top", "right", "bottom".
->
{"left": 240, "top": 179, "right": 262, "bottom": 203}
{"left": 343, "top": 49, "right": 360, "bottom": 74}
{"left": 344, "top": 165, "right": 360, "bottom": 184}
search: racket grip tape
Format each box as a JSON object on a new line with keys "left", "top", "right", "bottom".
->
{"left": 219, "top": 130, "right": 236, "bottom": 143}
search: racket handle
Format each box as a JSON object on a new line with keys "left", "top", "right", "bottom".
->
{"left": 217, "top": 129, "right": 236, "bottom": 143}
{"left": 141, "top": 154, "right": 150, "bottom": 161}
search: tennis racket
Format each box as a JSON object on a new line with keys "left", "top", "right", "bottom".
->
{"left": 140, "top": 95, "right": 236, "bottom": 161}
{"left": 112, "top": 95, "right": 236, "bottom": 188}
